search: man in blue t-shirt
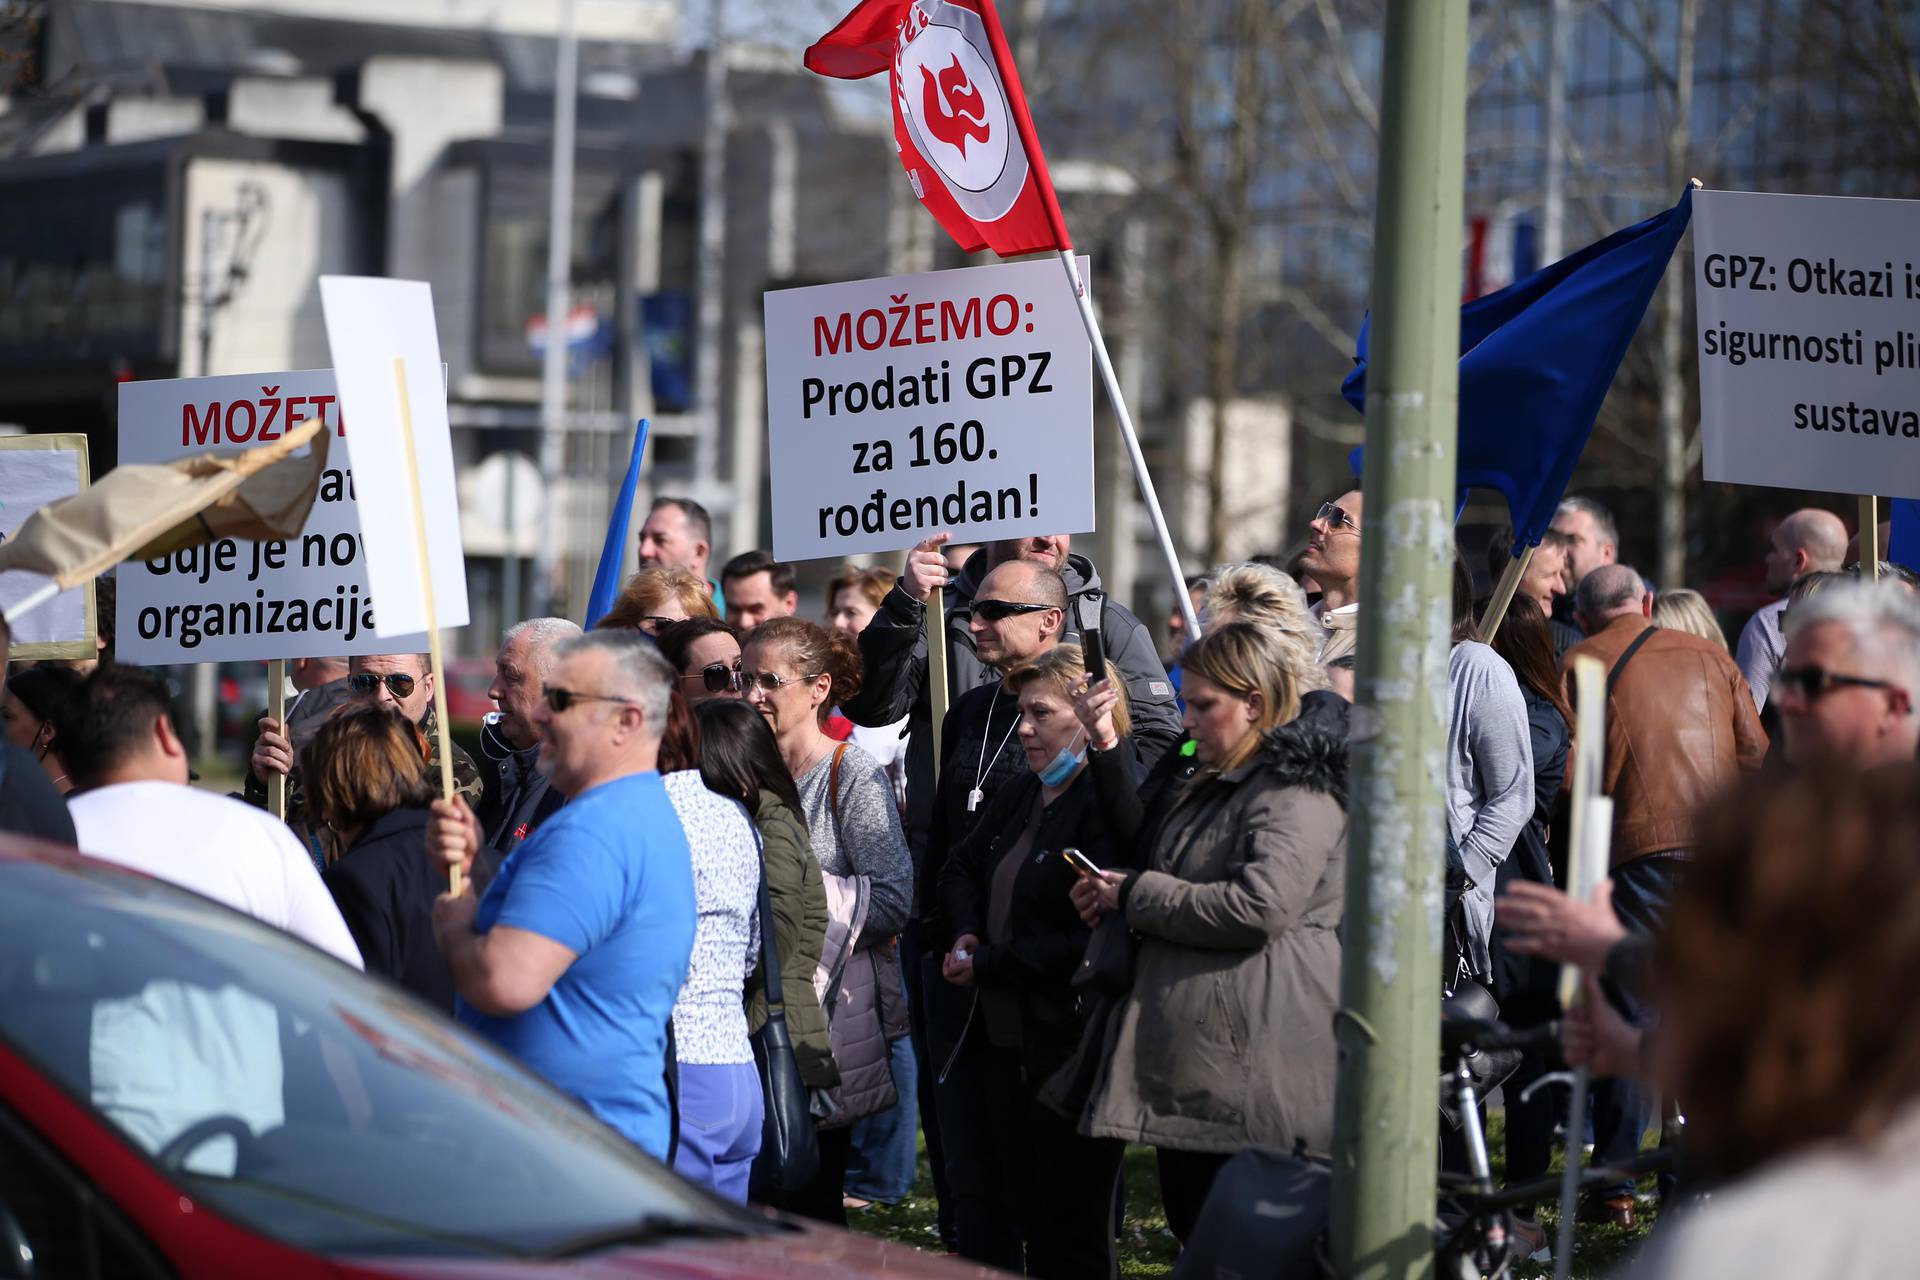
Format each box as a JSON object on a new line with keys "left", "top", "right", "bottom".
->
{"left": 431, "top": 631, "right": 694, "bottom": 1158}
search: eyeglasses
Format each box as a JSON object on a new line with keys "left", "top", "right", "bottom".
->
{"left": 738, "top": 669, "right": 822, "bottom": 694}
{"left": 680, "top": 663, "right": 741, "bottom": 694}
{"left": 1314, "top": 501, "right": 1361, "bottom": 533}
{"left": 971, "top": 599, "right": 1058, "bottom": 623}
{"left": 637, "top": 616, "right": 679, "bottom": 632}
{"left": 1775, "top": 665, "right": 1897, "bottom": 702}
{"left": 349, "top": 672, "right": 417, "bottom": 699}
{"left": 542, "top": 686, "right": 637, "bottom": 714}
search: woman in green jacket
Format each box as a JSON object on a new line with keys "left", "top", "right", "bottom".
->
{"left": 693, "top": 700, "right": 837, "bottom": 1100}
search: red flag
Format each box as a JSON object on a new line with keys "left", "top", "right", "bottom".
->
{"left": 805, "top": 0, "right": 1072, "bottom": 258}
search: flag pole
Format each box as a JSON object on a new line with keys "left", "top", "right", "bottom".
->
{"left": 1475, "top": 545, "right": 1536, "bottom": 645}
{"left": 391, "top": 356, "right": 461, "bottom": 896}
{"left": 1, "top": 581, "right": 60, "bottom": 622}
{"left": 1861, "top": 496, "right": 1881, "bottom": 580}
{"left": 267, "top": 660, "right": 288, "bottom": 820}
{"left": 1057, "top": 252, "right": 1201, "bottom": 642}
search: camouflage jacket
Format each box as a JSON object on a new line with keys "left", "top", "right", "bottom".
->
{"left": 245, "top": 702, "right": 482, "bottom": 867}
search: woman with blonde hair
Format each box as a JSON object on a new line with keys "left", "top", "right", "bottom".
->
{"left": 1204, "top": 562, "right": 1331, "bottom": 689}
{"left": 1653, "top": 588, "right": 1728, "bottom": 650}
{"left": 1067, "top": 622, "right": 1347, "bottom": 1243}
{"left": 597, "top": 566, "right": 719, "bottom": 634}
{"left": 310, "top": 705, "right": 454, "bottom": 1007}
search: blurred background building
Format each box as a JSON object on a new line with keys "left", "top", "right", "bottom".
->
{"left": 2, "top": 0, "right": 1918, "bottom": 659}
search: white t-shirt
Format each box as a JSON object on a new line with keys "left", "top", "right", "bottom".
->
{"left": 69, "top": 780, "right": 363, "bottom": 968}
{"left": 69, "top": 781, "right": 362, "bottom": 1174}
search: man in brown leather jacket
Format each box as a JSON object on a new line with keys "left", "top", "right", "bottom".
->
{"left": 1561, "top": 561, "right": 1768, "bottom": 1225}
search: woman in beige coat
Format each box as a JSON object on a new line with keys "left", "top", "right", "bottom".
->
{"left": 1069, "top": 621, "right": 1348, "bottom": 1244}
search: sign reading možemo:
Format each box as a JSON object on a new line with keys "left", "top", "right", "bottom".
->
{"left": 1696, "top": 189, "right": 1920, "bottom": 499}
{"left": 763, "top": 258, "right": 1094, "bottom": 560}
{"left": 117, "top": 369, "right": 436, "bottom": 663}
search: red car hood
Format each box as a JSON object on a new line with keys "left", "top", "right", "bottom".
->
{"left": 344, "top": 1218, "right": 999, "bottom": 1279}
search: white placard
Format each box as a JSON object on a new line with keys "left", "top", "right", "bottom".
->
{"left": 117, "top": 370, "right": 433, "bottom": 664}
{"left": 319, "top": 277, "right": 469, "bottom": 638}
{"left": 1696, "top": 190, "right": 1920, "bottom": 499}
{"left": 0, "top": 434, "right": 95, "bottom": 657}
{"left": 762, "top": 258, "right": 1094, "bottom": 561}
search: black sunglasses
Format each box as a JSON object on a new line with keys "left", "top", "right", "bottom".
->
{"left": 972, "top": 598, "right": 1057, "bottom": 623}
{"left": 542, "top": 686, "right": 637, "bottom": 714}
{"left": 1775, "top": 665, "right": 1896, "bottom": 702}
{"left": 681, "top": 662, "right": 741, "bottom": 694}
{"left": 349, "top": 672, "right": 417, "bottom": 699}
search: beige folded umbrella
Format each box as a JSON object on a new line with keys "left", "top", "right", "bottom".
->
{"left": 0, "top": 421, "right": 328, "bottom": 619}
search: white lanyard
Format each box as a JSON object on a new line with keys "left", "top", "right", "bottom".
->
{"left": 968, "top": 689, "right": 1021, "bottom": 813}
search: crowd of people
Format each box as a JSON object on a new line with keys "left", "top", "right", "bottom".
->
{"left": 5, "top": 486, "right": 1920, "bottom": 1278}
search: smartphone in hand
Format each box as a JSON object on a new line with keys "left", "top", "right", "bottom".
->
{"left": 1061, "top": 847, "right": 1104, "bottom": 880}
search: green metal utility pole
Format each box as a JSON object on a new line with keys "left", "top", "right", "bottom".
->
{"left": 1328, "top": 3, "right": 1469, "bottom": 1278}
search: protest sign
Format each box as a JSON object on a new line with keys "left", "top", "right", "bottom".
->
{"left": 1696, "top": 189, "right": 1920, "bottom": 500}
{"left": 117, "top": 370, "right": 435, "bottom": 664}
{"left": 319, "top": 278, "right": 469, "bottom": 639}
{"left": 762, "top": 257, "right": 1093, "bottom": 561}
{"left": 0, "top": 434, "right": 96, "bottom": 659}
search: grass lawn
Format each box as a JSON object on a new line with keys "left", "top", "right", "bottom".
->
{"left": 851, "top": 1112, "right": 1659, "bottom": 1279}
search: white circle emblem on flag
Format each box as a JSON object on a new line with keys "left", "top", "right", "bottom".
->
{"left": 897, "top": 4, "right": 1029, "bottom": 222}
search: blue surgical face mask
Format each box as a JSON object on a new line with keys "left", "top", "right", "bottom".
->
{"left": 1038, "top": 727, "right": 1088, "bottom": 787}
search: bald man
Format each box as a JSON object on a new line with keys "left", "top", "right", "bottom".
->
{"left": 1735, "top": 508, "right": 1849, "bottom": 711}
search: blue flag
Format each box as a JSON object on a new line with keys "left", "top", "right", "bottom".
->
{"left": 1889, "top": 499, "right": 1920, "bottom": 571}
{"left": 1344, "top": 187, "right": 1694, "bottom": 548}
{"left": 584, "top": 420, "right": 650, "bottom": 629}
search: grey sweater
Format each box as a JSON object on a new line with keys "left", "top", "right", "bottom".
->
{"left": 1445, "top": 641, "right": 1535, "bottom": 977}
{"left": 796, "top": 741, "right": 913, "bottom": 939}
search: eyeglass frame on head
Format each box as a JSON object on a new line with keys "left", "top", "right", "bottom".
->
{"left": 1313, "top": 501, "right": 1361, "bottom": 534}
{"left": 349, "top": 671, "right": 417, "bottom": 699}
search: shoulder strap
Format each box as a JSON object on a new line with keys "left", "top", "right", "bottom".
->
{"left": 827, "top": 742, "right": 849, "bottom": 850}
{"left": 755, "top": 826, "right": 785, "bottom": 1013}
{"left": 1607, "top": 625, "right": 1660, "bottom": 697}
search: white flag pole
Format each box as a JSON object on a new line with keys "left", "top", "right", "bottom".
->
{"left": 1057, "top": 251, "right": 1202, "bottom": 642}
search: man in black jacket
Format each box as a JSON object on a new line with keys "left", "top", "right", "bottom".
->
{"left": 844, "top": 532, "right": 1181, "bottom": 873}
{"left": 476, "top": 617, "right": 581, "bottom": 880}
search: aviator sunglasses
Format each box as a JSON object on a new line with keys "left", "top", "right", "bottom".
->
{"left": 1314, "top": 500, "right": 1360, "bottom": 533}
{"left": 349, "top": 672, "right": 417, "bottom": 699}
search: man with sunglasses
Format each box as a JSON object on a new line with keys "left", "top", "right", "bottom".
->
{"left": 1561, "top": 561, "right": 1768, "bottom": 1225}
{"left": 1776, "top": 581, "right": 1920, "bottom": 768}
{"left": 1300, "top": 490, "right": 1364, "bottom": 673}
{"left": 247, "top": 651, "right": 481, "bottom": 862}
{"left": 478, "top": 619, "right": 583, "bottom": 873}
{"left": 429, "top": 631, "right": 695, "bottom": 1161}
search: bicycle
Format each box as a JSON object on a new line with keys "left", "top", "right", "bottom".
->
{"left": 1434, "top": 1014, "right": 1673, "bottom": 1279}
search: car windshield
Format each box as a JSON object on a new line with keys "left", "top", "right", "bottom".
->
{"left": 0, "top": 857, "right": 762, "bottom": 1258}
